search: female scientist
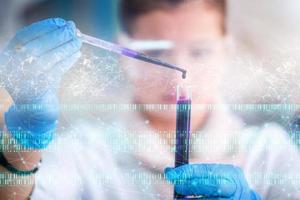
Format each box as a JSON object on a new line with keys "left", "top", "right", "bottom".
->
{"left": 0, "top": 0, "right": 300, "bottom": 199}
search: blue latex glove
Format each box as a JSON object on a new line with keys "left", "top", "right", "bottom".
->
{"left": 0, "top": 18, "right": 82, "bottom": 149}
{"left": 165, "top": 164, "right": 262, "bottom": 200}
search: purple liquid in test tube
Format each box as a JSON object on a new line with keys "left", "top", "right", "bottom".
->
{"left": 174, "top": 85, "right": 192, "bottom": 200}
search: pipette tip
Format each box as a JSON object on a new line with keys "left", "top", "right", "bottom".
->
{"left": 182, "top": 71, "right": 187, "bottom": 79}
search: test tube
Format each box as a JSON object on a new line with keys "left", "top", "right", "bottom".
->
{"left": 174, "top": 85, "right": 192, "bottom": 200}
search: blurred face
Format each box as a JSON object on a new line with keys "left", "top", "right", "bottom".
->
{"left": 122, "top": 1, "right": 226, "bottom": 126}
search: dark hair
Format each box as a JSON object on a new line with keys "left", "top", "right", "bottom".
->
{"left": 119, "top": 0, "right": 226, "bottom": 34}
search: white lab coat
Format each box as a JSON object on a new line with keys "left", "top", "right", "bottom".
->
{"left": 31, "top": 104, "right": 300, "bottom": 199}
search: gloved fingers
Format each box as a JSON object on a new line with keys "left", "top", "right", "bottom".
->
{"left": 27, "top": 51, "right": 81, "bottom": 99}
{"left": 22, "top": 20, "right": 78, "bottom": 58}
{"left": 1, "top": 19, "right": 79, "bottom": 78}
{"left": 4, "top": 49, "right": 80, "bottom": 103}
{"left": 173, "top": 177, "right": 235, "bottom": 197}
{"left": 8, "top": 76, "right": 57, "bottom": 104}
{"left": 10, "top": 18, "right": 67, "bottom": 49}
{"left": 18, "top": 90, "right": 60, "bottom": 125}
{"left": 5, "top": 50, "right": 80, "bottom": 104}
{"left": 165, "top": 164, "right": 242, "bottom": 182}
{"left": 37, "top": 38, "right": 82, "bottom": 75}
{"left": 165, "top": 164, "right": 242, "bottom": 197}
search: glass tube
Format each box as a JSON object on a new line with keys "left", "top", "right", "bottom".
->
{"left": 174, "top": 85, "right": 192, "bottom": 199}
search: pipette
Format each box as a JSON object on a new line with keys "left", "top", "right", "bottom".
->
{"left": 76, "top": 29, "right": 187, "bottom": 79}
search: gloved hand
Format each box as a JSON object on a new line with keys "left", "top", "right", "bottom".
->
{"left": 0, "top": 18, "right": 82, "bottom": 149}
{"left": 165, "top": 164, "right": 262, "bottom": 200}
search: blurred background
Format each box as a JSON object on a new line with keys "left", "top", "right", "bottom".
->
{"left": 1, "top": 0, "right": 300, "bottom": 138}
{"left": 0, "top": 0, "right": 118, "bottom": 42}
